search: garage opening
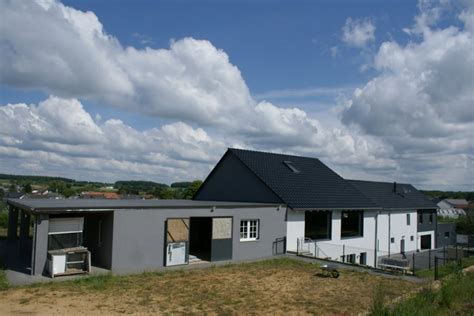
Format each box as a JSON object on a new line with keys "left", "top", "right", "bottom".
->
{"left": 83, "top": 212, "right": 114, "bottom": 270}
{"left": 189, "top": 217, "right": 212, "bottom": 262}
{"left": 420, "top": 235, "right": 431, "bottom": 250}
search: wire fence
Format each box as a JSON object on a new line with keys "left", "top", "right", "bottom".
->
{"left": 296, "top": 237, "right": 474, "bottom": 279}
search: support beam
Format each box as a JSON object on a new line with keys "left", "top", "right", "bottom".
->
{"left": 7, "top": 206, "right": 19, "bottom": 242}
{"left": 19, "top": 211, "right": 31, "bottom": 252}
{"left": 32, "top": 214, "right": 49, "bottom": 276}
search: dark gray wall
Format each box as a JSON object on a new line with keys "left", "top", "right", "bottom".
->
{"left": 417, "top": 209, "right": 437, "bottom": 232}
{"left": 194, "top": 152, "right": 282, "bottom": 204}
{"left": 436, "top": 222, "right": 456, "bottom": 248}
{"left": 111, "top": 206, "right": 286, "bottom": 274}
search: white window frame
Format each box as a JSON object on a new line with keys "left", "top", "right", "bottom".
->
{"left": 240, "top": 219, "right": 259, "bottom": 241}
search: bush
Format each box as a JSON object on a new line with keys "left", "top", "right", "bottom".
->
{"left": 0, "top": 211, "right": 8, "bottom": 229}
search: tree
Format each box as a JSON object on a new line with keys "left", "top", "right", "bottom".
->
{"left": 159, "top": 188, "right": 175, "bottom": 199}
{"left": 183, "top": 180, "right": 203, "bottom": 199}
{"left": 457, "top": 214, "right": 474, "bottom": 235}
{"left": 23, "top": 183, "right": 32, "bottom": 194}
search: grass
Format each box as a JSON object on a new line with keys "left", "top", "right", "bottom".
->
{"left": 0, "top": 257, "right": 420, "bottom": 315}
{"left": 0, "top": 269, "right": 8, "bottom": 291}
{"left": 370, "top": 271, "right": 474, "bottom": 315}
{"left": 415, "top": 256, "right": 474, "bottom": 279}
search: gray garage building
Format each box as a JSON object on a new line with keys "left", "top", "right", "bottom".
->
{"left": 6, "top": 199, "right": 285, "bottom": 277}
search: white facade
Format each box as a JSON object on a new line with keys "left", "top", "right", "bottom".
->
{"left": 286, "top": 208, "right": 422, "bottom": 267}
{"left": 376, "top": 210, "right": 418, "bottom": 256}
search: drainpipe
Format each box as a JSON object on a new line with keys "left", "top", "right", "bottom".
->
{"left": 388, "top": 212, "right": 391, "bottom": 258}
{"left": 374, "top": 211, "right": 380, "bottom": 268}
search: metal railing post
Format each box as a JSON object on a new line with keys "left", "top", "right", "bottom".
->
{"left": 429, "top": 249, "right": 431, "bottom": 270}
{"left": 443, "top": 246, "right": 446, "bottom": 264}
{"left": 412, "top": 252, "right": 415, "bottom": 276}
{"left": 342, "top": 244, "right": 345, "bottom": 262}
{"left": 434, "top": 256, "right": 438, "bottom": 280}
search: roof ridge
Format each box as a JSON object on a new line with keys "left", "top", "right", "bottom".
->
{"left": 346, "top": 179, "right": 412, "bottom": 186}
{"left": 229, "top": 147, "right": 322, "bottom": 162}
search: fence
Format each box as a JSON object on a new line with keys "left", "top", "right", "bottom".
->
{"left": 272, "top": 237, "right": 286, "bottom": 255}
{"left": 296, "top": 237, "right": 474, "bottom": 278}
{"left": 296, "top": 238, "right": 383, "bottom": 267}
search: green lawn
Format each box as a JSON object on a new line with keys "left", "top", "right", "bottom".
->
{"left": 415, "top": 256, "right": 474, "bottom": 279}
{"left": 370, "top": 271, "right": 474, "bottom": 315}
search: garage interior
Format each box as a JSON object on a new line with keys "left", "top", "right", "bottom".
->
{"left": 189, "top": 217, "right": 213, "bottom": 262}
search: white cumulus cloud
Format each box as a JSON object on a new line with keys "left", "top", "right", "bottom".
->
{"left": 342, "top": 17, "right": 376, "bottom": 48}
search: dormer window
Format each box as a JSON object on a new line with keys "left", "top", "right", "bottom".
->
{"left": 283, "top": 160, "right": 300, "bottom": 173}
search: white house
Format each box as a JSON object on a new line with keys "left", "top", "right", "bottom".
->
{"left": 195, "top": 148, "right": 438, "bottom": 268}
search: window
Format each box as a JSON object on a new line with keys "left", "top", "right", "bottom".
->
{"left": 444, "top": 232, "right": 450, "bottom": 238}
{"left": 391, "top": 237, "right": 395, "bottom": 243}
{"left": 410, "top": 236, "right": 414, "bottom": 241}
{"left": 359, "top": 252, "right": 367, "bottom": 265}
{"left": 429, "top": 214, "right": 433, "bottom": 224}
{"left": 305, "top": 211, "right": 331, "bottom": 240}
{"left": 240, "top": 220, "right": 259, "bottom": 241}
{"left": 418, "top": 213, "right": 423, "bottom": 224}
{"left": 48, "top": 233, "right": 83, "bottom": 250}
{"left": 48, "top": 217, "right": 84, "bottom": 251}
{"left": 341, "top": 211, "right": 363, "bottom": 238}
{"left": 283, "top": 160, "right": 300, "bottom": 173}
{"left": 406, "top": 214, "right": 411, "bottom": 225}
{"left": 346, "top": 254, "right": 356, "bottom": 264}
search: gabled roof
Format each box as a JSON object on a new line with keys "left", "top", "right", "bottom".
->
{"left": 347, "top": 180, "right": 437, "bottom": 210}
{"left": 227, "top": 148, "right": 377, "bottom": 209}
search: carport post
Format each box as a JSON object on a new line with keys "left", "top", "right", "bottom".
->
{"left": 7, "top": 206, "right": 19, "bottom": 242}
{"left": 19, "top": 210, "right": 31, "bottom": 251}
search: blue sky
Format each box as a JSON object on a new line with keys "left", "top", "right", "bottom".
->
{"left": 0, "top": 0, "right": 473, "bottom": 189}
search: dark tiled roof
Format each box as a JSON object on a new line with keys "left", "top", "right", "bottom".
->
{"left": 347, "top": 180, "right": 437, "bottom": 209}
{"left": 228, "top": 148, "right": 377, "bottom": 209}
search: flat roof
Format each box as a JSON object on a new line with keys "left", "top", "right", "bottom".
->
{"left": 6, "top": 198, "right": 281, "bottom": 213}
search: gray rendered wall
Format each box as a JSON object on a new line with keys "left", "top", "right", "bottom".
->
{"left": 194, "top": 152, "right": 282, "bottom": 204}
{"left": 111, "top": 206, "right": 286, "bottom": 274}
{"left": 436, "top": 222, "right": 456, "bottom": 248}
{"left": 32, "top": 214, "right": 49, "bottom": 275}
{"left": 417, "top": 209, "right": 437, "bottom": 232}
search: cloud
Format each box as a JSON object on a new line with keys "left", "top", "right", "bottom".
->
{"left": 0, "top": 0, "right": 253, "bottom": 127}
{"left": 0, "top": 0, "right": 471, "bottom": 189}
{"left": 342, "top": 17, "right": 376, "bottom": 48}
{"left": 341, "top": 0, "right": 474, "bottom": 188}
{"left": 0, "top": 96, "right": 223, "bottom": 182}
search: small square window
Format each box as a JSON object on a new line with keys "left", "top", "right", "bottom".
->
{"left": 429, "top": 214, "right": 433, "bottom": 224}
{"left": 406, "top": 214, "right": 411, "bottom": 225}
{"left": 444, "top": 232, "right": 450, "bottom": 238}
{"left": 390, "top": 237, "right": 395, "bottom": 243}
{"left": 240, "top": 220, "right": 259, "bottom": 241}
{"left": 418, "top": 213, "right": 423, "bottom": 224}
{"left": 410, "top": 236, "right": 414, "bottom": 241}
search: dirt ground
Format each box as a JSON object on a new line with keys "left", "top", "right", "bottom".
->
{"left": 0, "top": 258, "right": 421, "bottom": 315}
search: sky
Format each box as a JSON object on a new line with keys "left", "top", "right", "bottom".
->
{"left": 0, "top": 0, "right": 473, "bottom": 190}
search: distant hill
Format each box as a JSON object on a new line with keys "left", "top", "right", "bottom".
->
{"left": 420, "top": 190, "right": 474, "bottom": 202}
{"left": 0, "top": 174, "right": 112, "bottom": 187}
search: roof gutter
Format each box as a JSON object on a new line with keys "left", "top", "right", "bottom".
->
{"left": 292, "top": 207, "right": 381, "bottom": 211}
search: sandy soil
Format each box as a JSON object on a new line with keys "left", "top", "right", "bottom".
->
{"left": 0, "top": 259, "right": 421, "bottom": 315}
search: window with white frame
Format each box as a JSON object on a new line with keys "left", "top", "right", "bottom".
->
{"left": 240, "top": 220, "right": 259, "bottom": 241}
